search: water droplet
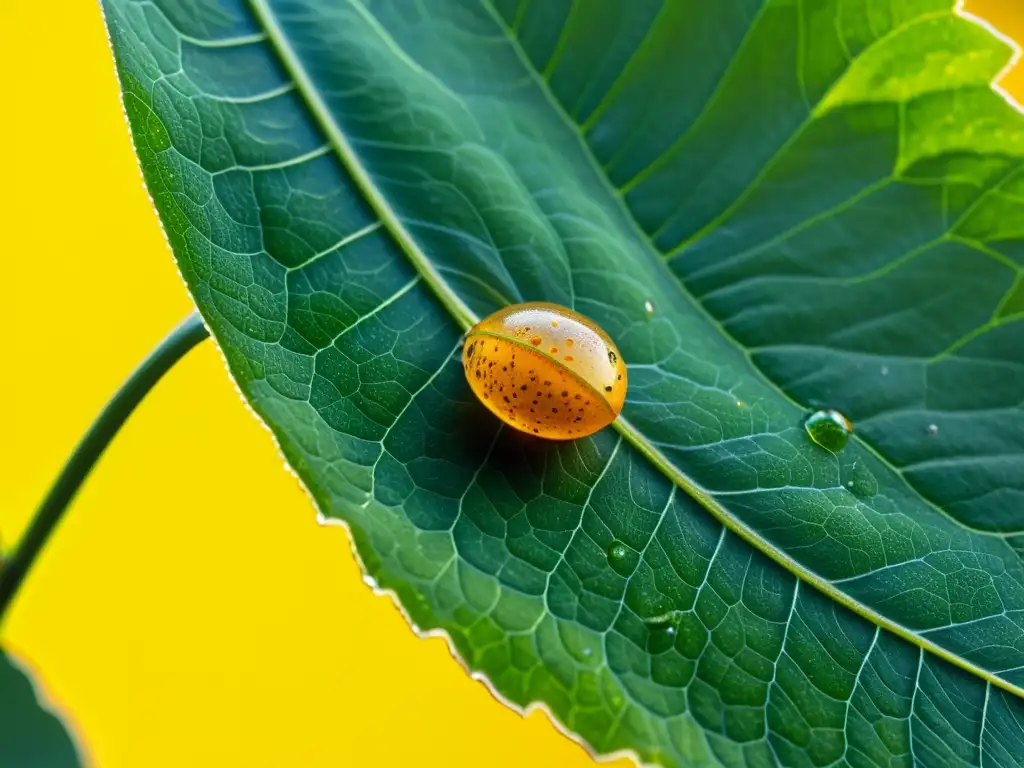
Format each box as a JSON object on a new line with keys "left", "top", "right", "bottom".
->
{"left": 644, "top": 299, "right": 655, "bottom": 317}
{"left": 606, "top": 540, "right": 633, "bottom": 576}
{"left": 926, "top": 424, "right": 939, "bottom": 436}
{"left": 841, "top": 460, "right": 877, "bottom": 500}
{"left": 880, "top": 365, "right": 889, "bottom": 376}
{"left": 804, "top": 409, "right": 853, "bottom": 453}
{"left": 582, "top": 647, "right": 592, "bottom": 657}
{"left": 644, "top": 612, "right": 680, "bottom": 652}
{"left": 645, "top": 613, "right": 675, "bottom": 630}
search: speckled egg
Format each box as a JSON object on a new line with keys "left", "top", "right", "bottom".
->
{"left": 462, "top": 302, "right": 627, "bottom": 440}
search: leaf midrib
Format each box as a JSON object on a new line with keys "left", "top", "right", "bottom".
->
{"left": 243, "top": 0, "right": 1024, "bottom": 699}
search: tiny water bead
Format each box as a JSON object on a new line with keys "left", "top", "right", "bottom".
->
{"left": 462, "top": 302, "right": 628, "bottom": 440}
{"left": 841, "top": 460, "right": 878, "bottom": 500}
{"left": 645, "top": 614, "right": 677, "bottom": 632}
{"left": 644, "top": 612, "right": 680, "bottom": 653}
{"left": 804, "top": 408, "right": 853, "bottom": 453}
{"left": 606, "top": 540, "right": 634, "bottom": 575}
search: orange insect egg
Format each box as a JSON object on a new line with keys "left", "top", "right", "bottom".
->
{"left": 462, "top": 302, "right": 628, "bottom": 440}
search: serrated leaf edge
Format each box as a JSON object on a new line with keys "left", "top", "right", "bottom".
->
{"left": 96, "top": 5, "right": 652, "bottom": 764}
{"left": 97, "top": 0, "right": 1024, "bottom": 763}
{"left": 245, "top": 0, "right": 1024, "bottom": 702}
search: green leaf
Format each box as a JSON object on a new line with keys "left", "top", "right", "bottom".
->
{"left": 0, "top": 648, "right": 82, "bottom": 767}
{"left": 103, "top": 0, "right": 1024, "bottom": 764}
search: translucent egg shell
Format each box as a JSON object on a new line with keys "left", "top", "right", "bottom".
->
{"left": 462, "top": 302, "right": 628, "bottom": 440}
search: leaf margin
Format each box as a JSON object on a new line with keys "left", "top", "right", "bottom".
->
{"left": 244, "top": 0, "right": 1024, "bottom": 704}
{"left": 96, "top": 0, "right": 1024, "bottom": 764}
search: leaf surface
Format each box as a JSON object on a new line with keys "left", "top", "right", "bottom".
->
{"left": 104, "top": 0, "right": 1024, "bottom": 764}
{"left": 0, "top": 648, "right": 82, "bottom": 767}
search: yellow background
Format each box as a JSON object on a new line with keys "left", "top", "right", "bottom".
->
{"left": 0, "top": 2, "right": 1020, "bottom": 766}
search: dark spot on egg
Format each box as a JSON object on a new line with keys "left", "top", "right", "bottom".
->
{"left": 561, "top": 391, "right": 568, "bottom": 397}
{"left": 520, "top": 385, "right": 527, "bottom": 391}
{"left": 605, "top": 386, "right": 612, "bottom": 392}
{"left": 608, "top": 350, "right": 617, "bottom": 365}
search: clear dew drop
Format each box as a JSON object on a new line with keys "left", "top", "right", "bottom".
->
{"left": 880, "top": 365, "right": 889, "bottom": 376}
{"left": 841, "top": 460, "right": 877, "bottom": 500}
{"left": 644, "top": 611, "right": 678, "bottom": 632}
{"left": 644, "top": 612, "right": 680, "bottom": 652}
{"left": 607, "top": 540, "right": 632, "bottom": 576}
{"left": 804, "top": 409, "right": 853, "bottom": 453}
{"left": 644, "top": 299, "right": 655, "bottom": 317}
{"left": 926, "top": 423, "right": 939, "bottom": 436}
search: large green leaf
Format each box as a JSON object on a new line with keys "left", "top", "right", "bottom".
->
{"left": 103, "top": 0, "right": 1024, "bottom": 764}
{"left": 0, "top": 648, "right": 82, "bottom": 767}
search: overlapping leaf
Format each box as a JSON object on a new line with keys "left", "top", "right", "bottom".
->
{"left": 103, "top": 0, "right": 1024, "bottom": 764}
{"left": 0, "top": 648, "right": 82, "bottom": 766}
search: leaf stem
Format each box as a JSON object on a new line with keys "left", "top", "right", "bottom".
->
{"left": 0, "top": 312, "right": 209, "bottom": 625}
